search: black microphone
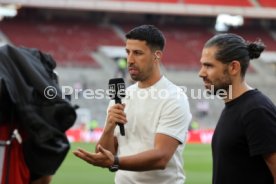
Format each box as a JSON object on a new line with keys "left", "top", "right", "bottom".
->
{"left": 108, "top": 78, "right": 126, "bottom": 136}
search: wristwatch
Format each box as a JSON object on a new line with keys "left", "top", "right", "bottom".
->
{"left": 109, "top": 155, "right": 119, "bottom": 172}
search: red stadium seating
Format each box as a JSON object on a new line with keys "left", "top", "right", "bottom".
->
{"left": 0, "top": 19, "right": 124, "bottom": 67}
{"left": 184, "top": 0, "right": 253, "bottom": 7}
{"left": 161, "top": 25, "right": 213, "bottom": 70}
{"left": 230, "top": 27, "right": 276, "bottom": 51}
{"left": 258, "top": 0, "right": 276, "bottom": 7}
{"left": 2, "top": 14, "right": 275, "bottom": 71}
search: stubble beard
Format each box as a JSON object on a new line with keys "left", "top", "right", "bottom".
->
{"left": 207, "top": 69, "right": 232, "bottom": 97}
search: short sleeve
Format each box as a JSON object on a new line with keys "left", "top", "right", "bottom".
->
{"left": 156, "top": 95, "right": 192, "bottom": 143}
{"left": 244, "top": 108, "right": 276, "bottom": 156}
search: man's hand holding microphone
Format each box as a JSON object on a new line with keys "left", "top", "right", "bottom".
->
{"left": 105, "top": 103, "right": 127, "bottom": 135}
{"left": 73, "top": 78, "right": 126, "bottom": 171}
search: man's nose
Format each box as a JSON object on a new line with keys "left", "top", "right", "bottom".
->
{"left": 198, "top": 67, "right": 206, "bottom": 78}
{"left": 127, "top": 54, "right": 134, "bottom": 65}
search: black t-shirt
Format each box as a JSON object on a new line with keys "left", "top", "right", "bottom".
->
{"left": 212, "top": 89, "right": 276, "bottom": 184}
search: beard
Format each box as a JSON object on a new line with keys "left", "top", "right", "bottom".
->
{"left": 205, "top": 69, "right": 232, "bottom": 97}
{"left": 212, "top": 82, "right": 231, "bottom": 97}
{"left": 129, "top": 70, "right": 144, "bottom": 82}
{"left": 128, "top": 63, "right": 153, "bottom": 82}
{"left": 130, "top": 74, "right": 139, "bottom": 81}
{"left": 128, "top": 65, "right": 140, "bottom": 81}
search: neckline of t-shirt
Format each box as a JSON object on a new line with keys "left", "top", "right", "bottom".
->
{"left": 225, "top": 89, "right": 258, "bottom": 107}
{"left": 136, "top": 76, "right": 165, "bottom": 90}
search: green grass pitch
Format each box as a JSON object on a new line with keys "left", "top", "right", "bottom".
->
{"left": 51, "top": 143, "right": 212, "bottom": 184}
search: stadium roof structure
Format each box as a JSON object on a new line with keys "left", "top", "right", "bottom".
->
{"left": 1, "top": 0, "right": 276, "bottom": 18}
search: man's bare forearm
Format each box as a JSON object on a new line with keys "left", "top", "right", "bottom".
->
{"left": 96, "top": 127, "right": 117, "bottom": 154}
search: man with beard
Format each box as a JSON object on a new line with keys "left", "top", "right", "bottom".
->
{"left": 198, "top": 33, "right": 276, "bottom": 184}
{"left": 74, "top": 25, "right": 192, "bottom": 184}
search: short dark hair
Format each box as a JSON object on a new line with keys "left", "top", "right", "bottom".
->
{"left": 204, "top": 33, "right": 265, "bottom": 77}
{"left": 125, "top": 25, "right": 165, "bottom": 51}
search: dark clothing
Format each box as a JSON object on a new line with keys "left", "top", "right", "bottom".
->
{"left": 212, "top": 89, "right": 276, "bottom": 184}
{"left": 0, "top": 44, "right": 76, "bottom": 178}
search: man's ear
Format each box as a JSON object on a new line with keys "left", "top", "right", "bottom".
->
{"left": 154, "top": 50, "right": 162, "bottom": 61}
{"left": 228, "top": 60, "right": 241, "bottom": 76}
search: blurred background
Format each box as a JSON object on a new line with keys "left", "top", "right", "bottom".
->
{"left": 0, "top": 0, "right": 275, "bottom": 183}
